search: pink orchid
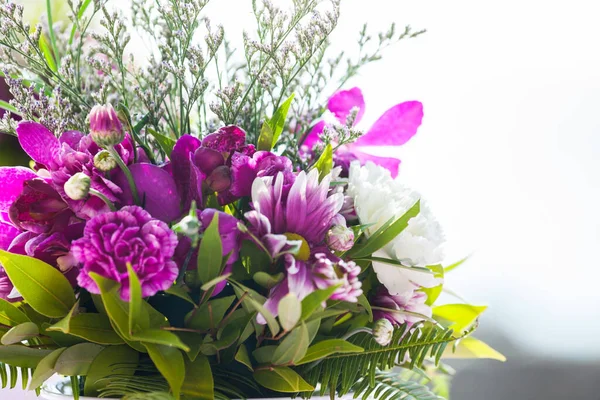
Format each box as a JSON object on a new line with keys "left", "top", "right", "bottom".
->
{"left": 303, "top": 87, "right": 423, "bottom": 178}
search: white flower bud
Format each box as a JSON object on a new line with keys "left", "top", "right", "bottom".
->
{"left": 64, "top": 173, "right": 91, "bottom": 201}
{"left": 94, "top": 150, "right": 118, "bottom": 172}
{"left": 373, "top": 319, "right": 394, "bottom": 346}
{"left": 326, "top": 225, "right": 355, "bottom": 252}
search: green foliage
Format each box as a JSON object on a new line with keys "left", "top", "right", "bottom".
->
{"left": 301, "top": 323, "right": 459, "bottom": 396}
{"left": 353, "top": 371, "right": 444, "bottom": 400}
{"left": 254, "top": 366, "right": 314, "bottom": 393}
{"left": 145, "top": 344, "right": 185, "bottom": 399}
{"left": 84, "top": 345, "right": 139, "bottom": 397}
{"left": 313, "top": 143, "right": 333, "bottom": 180}
{"left": 197, "top": 213, "right": 224, "bottom": 286}
{"left": 296, "top": 339, "right": 364, "bottom": 365}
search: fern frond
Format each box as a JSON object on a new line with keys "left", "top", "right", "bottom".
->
{"left": 302, "top": 323, "right": 465, "bottom": 397}
{"left": 353, "top": 371, "right": 444, "bottom": 400}
{"left": 0, "top": 363, "right": 31, "bottom": 390}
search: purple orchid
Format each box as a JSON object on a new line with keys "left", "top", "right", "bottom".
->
{"left": 303, "top": 87, "right": 423, "bottom": 177}
{"left": 230, "top": 151, "right": 295, "bottom": 198}
{"left": 72, "top": 206, "right": 179, "bottom": 300}
{"left": 371, "top": 285, "right": 432, "bottom": 327}
{"left": 171, "top": 126, "right": 256, "bottom": 209}
{"left": 16, "top": 122, "right": 135, "bottom": 219}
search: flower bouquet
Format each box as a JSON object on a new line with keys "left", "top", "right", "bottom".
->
{"left": 0, "top": 1, "right": 504, "bottom": 399}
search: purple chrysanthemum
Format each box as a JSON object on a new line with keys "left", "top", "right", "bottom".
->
{"left": 72, "top": 206, "right": 179, "bottom": 300}
{"left": 371, "top": 285, "right": 432, "bottom": 327}
{"left": 312, "top": 252, "right": 362, "bottom": 302}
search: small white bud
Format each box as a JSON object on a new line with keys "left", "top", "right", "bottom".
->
{"left": 64, "top": 173, "right": 91, "bottom": 200}
{"left": 94, "top": 150, "right": 117, "bottom": 172}
{"left": 326, "top": 225, "right": 355, "bottom": 252}
{"left": 373, "top": 319, "right": 394, "bottom": 346}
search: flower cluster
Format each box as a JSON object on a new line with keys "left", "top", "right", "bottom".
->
{"left": 0, "top": 1, "right": 493, "bottom": 399}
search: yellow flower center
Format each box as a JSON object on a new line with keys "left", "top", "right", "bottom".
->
{"left": 284, "top": 233, "right": 311, "bottom": 261}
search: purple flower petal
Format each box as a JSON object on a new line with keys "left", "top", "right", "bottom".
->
{"left": 0, "top": 220, "right": 19, "bottom": 250}
{"left": 114, "top": 163, "right": 182, "bottom": 223}
{"left": 171, "top": 135, "right": 201, "bottom": 210}
{"left": 354, "top": 101, "right": 423, "bottom": 147}
{"left": 59, "top": 130, "right": 84, "bottom": 148}
{"left": 16, "top": 122, "right": 60, "bottom": 167}
{"left": 202, "top": 125, "right": 247, "bottom": 152}
{"left": 302, "top": 120, "right": 326, "bottom": 149}
{"left": 0, "top": 167, "right": 37, "bottom": 211}
{"left": 193, "top": 147, "right": 225, "bottom": 175}
{"left": 327, "top": 87, "right": 365, "bottom": 125}
{"left": 352, "top": 150, "right": 401, "bottom": 178}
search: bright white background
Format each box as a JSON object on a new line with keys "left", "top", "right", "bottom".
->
{"left": 5, "top": 0, "right": 600, "bottom": 398}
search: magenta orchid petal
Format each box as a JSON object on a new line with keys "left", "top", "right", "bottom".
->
{"left": 114, "top": 163, "right": 182, "bottom": 223}
{"left": 354, "top": 100, "right": 423, "bottom": 147}
{"left": 0, "top": 220, "right": 19, "bottom": 250}
{"left": 352, "top": 149, "right": 401, "bottom": 178}
{"left": 59, "top": 130, "right": 84, "bottom": 148}
{"left": 327, "top": 87, "right": 365, "bottom": 125}
{"left": 201, "top": 125, "right": 247, "bottom": 152}
{"left": 193, "top": 147, "right": 225, "bottom": 175}
{"left": 171, "top": 135, "right": 202, "bottom": 209}
{"left": 302, "top": 120, "right": 326, "bottom": 149}
{"left": 16, "top": 122, "right": 61, "bottom": 167}
{"left": 0, "top": 167, "right": 38, "bottom": 211}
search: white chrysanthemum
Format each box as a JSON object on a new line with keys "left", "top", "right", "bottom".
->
{"left": 347, "top": 161, "right": 444, "bottom": 296}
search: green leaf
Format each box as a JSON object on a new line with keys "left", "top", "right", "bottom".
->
{"left": 127, "top": 263, "right": 150, "bottom": 335}
{"left": 84, "top": 345, "right": 139, "bottom": 397}
{"left": 0, "top": 250, "right": 76, "bottom": 318}
{"left": 147, "top": 128, "right": 177, "bottom": 158}
{"left": 257, "top": 121, "right": 274, "bottom": 151}
{"left": 45, "top": 0, "right": 61, "bottom": 70}
{"left": 313, "top": 143, "right": 333, "bottom": 181}
{"left": 235, "top": 344, "right": 253, "bottom": 371}
{"left": 253, "top": 272, "right": 284, "bottom": 290}
{"left": 89, "top": 273, "right": 130, "bottom": 339}
{"left": 272, "top": 322, "right": 310, "bottom": 365}
{"left": 28, "top": 348, "right": 66, "bottom": 391}
{"left": 305, "top": 319, "right": 320, "bottom": 344}
{"left": 350, "top": 200, "right": 421, "bottom": 258}
{"left": 1, "top": 322, "right": 39, "bottom": 345}
{"left": 186, "top": 295, "right": 236, "bottom": 331}
{"left": 357, "top": 294, "right": 373, "bottom": 322}
{"left": 443, "top": 337, "right": 506, "bottom": 362}
{"left": 232, "top": 283, "right": 280, "bottom": 336}
{"left": 0, "top": 345, "right": 53, "bottom": 368}
{"left": 131, "top": 329, "right": 190, "bottom": 352}
{"left": 444, "top": 256, "right": 469, "bottom": 273}
{"left": 47, "top": 307, "right": 124, "bottom": 345}
{"left": 252, "top": 346, "right": 277, "bottom": 364}
{"left": 296, "top": 339, "right": 364, "bottom": 365}
{"left": 0, "top": 99, "right": 18, "bottom": 115}
{"left": 54, "top": 343, "right": 104, "bottom": 376}
{"left": 300, "top": 285, "right": 339, "bottom": 321}
{"left": 200, "top": 273, "right": 232, "bottom": 292}
{"left": 422, "top": 265, "right": 444, "bottom": 306}
{"left": 433, "top": 303, "right": 487, "bottom": 336}
{"left": 164, "top": 285, "right": 196, "bottom": 307}
{"left": 254, "top": 366, "right": 314, "bottom": 393}
{"left": 182, "top": 355, "right": 213, "bottom": 400}
{"left": 269, "top": 93, "right": 295, "bottom": 148}
{"left": 0, "top": 300, "right": 30, "bottom": 328}
{"left": 145, "top": 343, "right": 185, "bottom": 399}
{"left": 277, "top": 293, "right": 301, "bottom": 332}
{"left": 38, "top": 35, "right": 57, "bottom": 72}
{"left": 197, "top": 213, "right": 223, "bottom": 285}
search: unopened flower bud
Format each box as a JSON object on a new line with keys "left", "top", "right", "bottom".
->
{"left": 206, "top": 165, "right": 231, "bottom": 193}
{"left": 173, "top": 203, "right": 201, "bottom": 246}
{"left": 373, "top": 318, "right": 394, "bottom": 346}
{"left": 89, "top": 103, "right": 124, "bottom": 147}
{"left": 64, "top": 173, "right": 91, "bottom": 200}
{"left": 94, "top": 150, "right": 118, "bottom": 171}
{"left": 326, "top": 225, "right": 355, "bottom": 252}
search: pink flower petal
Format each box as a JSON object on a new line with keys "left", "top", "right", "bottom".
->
{"left": 0, "top": 220, "right": 19, "bottom": 250}
{"left": 328, "top": 87, "right": 365, "bottom": 125}
{"left": 302, "top": 120, "right": 326, "bottom": 149}
{"left": 352, "top": 149, "right": 402, "bottom": 178}
{"left": 354, "top": 101, "right": 423, "bottom": 147}
{"left": 16, "top": 122, "right": 60, "bottom": 166}
{"left": 0, "top": 167, "right": 38, "bottom": 211}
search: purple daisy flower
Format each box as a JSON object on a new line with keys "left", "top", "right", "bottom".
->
{"left": 312, "top": 252, "right": 362, "bottom": 302}
{"left": 72, "top": 206, "right": 179, "bottom": 300}
{"left": 371, "top": 285, "right": 432, "bottom": 327}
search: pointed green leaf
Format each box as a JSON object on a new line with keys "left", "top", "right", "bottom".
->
{"left": 0, "top": 298, "right": 30, "bottom": 327}
{"left": 314, "top": 143, "right": 333, "bottom": 181}
{"left": 296, "top": 339, "right": 364, "bottom": 365}
{"left": 444, "top": 336, "right": 506, "bottom": 361}
{"left": 89, "top": 273, "right": 130, "bottom": 339}
{"left": 277, "top": 293, "right": 301, "bottom": 332}
{"left": 145, "top": 343, "right": 185, "bottom": 399}
{"left": 165, "top": 285, "right": 196, "bottom": 307}
{"left": 197, "top": 213, "right": 223, "bottom": 285}
{"left": 235, "top": 344, "right": 253, "bottom": 371}
{"left": 185, "top": 295, "right": 236, "bottom": 331}
{"left": 253, "top": 272, "right": 284, "bottom": 290}
{"left": 423, "top": 264, "right": 444, "bottom": 306}
{"left": 28, "top": 348, "right": 66, "bottom": 391}
{"left": 253, "top": 366, "right": 314, "bottom": 393}
{"left": 47, "top": 313, "right": 124, "bottom": 345}
{"left": 182, "top": 355, "right": 213, "bottom": 400}
{"left": 39, "top": 35, "right": 57, "bottom": 72}
{"left": 54, "top": 343, "right": 104, "bottom": 376}
{"left": 131, "top": 329, "right": 190, "bottom": 352}
{"left": 272, "top": 322, "right": 309, "bottom": 365}
{"left": 444, "top": 256, "right": 470, "bottom": 273}
{"left": 350, "top": 200, "right": 421, "bottom": 258}
{"left": 270, "top": 94, "right": 295, "bottom": 148}
{"left": 0, "top": 345, "right": 53, "bottom": 368}
{"left": 0, "top": 250, "right": 76, "bottom": 318}
{"left": 257, "top": 121, "right": 274, "bottom": 151}
{"left": 357, "top": 294, "right": 373, "bottom": 322}
{"left": 84, "top": 345, "right": 139, "bottom": 397}
{"left": 127, "top": 263, "right": 150, "bottom": 335}
{"left": 252, "top": 345, "right": 277, "bottom": 364}
{"left": 300, "top": 285, "right": 340, "bottom": 321}
{"left": 232, "top": 283, "right": 280, "bottom": 336}
{"left": 147, "top": 128, "right": 177, "bottom": 158}
{"left": 433, "top": 303, "right": 487, "bottom": 336}
{"left": 1, "top": 322, "right": 39, "bottom": 345}
{"left": 200, "top": 273, "right": 232, "bottom": 292}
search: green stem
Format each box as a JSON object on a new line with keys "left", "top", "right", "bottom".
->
{"left": 45, "top": 0, "right": 61, "bottom": 70}
{"left": 342, "top": 327, "right": 373, "bottom": 340}
{"left": 107, "top": 146, "right": 139, "bottom": 205}
{"left": 89, "top": 189, "right": 116, "bottom": 211}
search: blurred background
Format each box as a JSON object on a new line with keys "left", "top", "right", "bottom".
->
{"left": 2, "top": 0, "right": 600, "bottom": 399}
